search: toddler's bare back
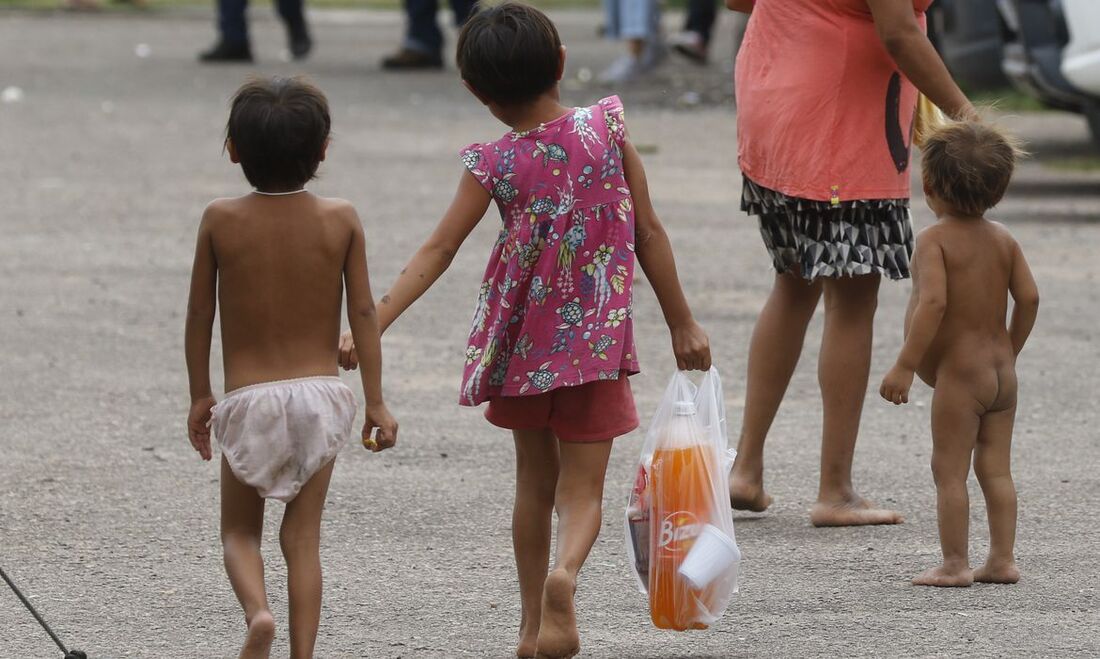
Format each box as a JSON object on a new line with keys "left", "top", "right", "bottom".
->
{"left": 205, "top": 193, "right": 356, "bottom": 391}
{"left": 910, "top": 219, "right": 1019, "bottom": 403}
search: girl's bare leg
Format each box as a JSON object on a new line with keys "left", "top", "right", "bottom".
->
{"left": 914, "top": 382, "right": 979, "bottom": 587}
{"left": 811, "top": 274, "right": 903, "bottom": 526}
{"left": 511, "top": 429, "right": 560, "bottom": 658}
{"left": 280, "top": 459, "right": 335, "bottom": 659}
{"left": 221, "top": 457, "right": 276, "bottom": 659}
{"left": 536, "top": 439, "right": 614, "bottom": 659}
{"left": 973, "top": 405, "right": 1020, "bottom": 584}
{"left": 729, "top": 270, "right": 822, "bottom": 511}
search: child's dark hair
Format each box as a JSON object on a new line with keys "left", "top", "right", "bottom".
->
{"left": 225, "top": 76, "right": 331, "bottom": 192}
{"left": 456, "top": 2, "right": 562, "bottom": 106}
{"left": 921, "top": 121, "right": 1023, "bottom": 217}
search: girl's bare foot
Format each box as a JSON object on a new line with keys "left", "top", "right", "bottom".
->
{"left": 810, "top": 496, "right": 902, "bottom": 527}
{"left": 517, "top": 610, "right": 539, "bottom": 658}
{"left": 239, "top": 610, "right": 275, "bottom": 659}
{"left": 974, "top": 560, "right": 1019, "bottom": 584}
{"left": 729, "top": 475, "right": 773, "bottom": 512}
{"left": 912, "top": 564, "right": 974, "bottom": 587}
{"left": 535, "top": 569, "right": 579, "bottom": 659}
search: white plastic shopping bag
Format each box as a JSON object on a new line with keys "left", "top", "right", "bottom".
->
{"left": 624, "top": 368, "right": 740, "bottom": 630}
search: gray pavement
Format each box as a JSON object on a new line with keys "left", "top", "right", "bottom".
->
{"left": 1, "top": 8, "right": 1099, "bottom": 658}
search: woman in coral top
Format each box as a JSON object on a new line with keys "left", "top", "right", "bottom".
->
{"left": 726, "top": 0, "right": 977, "bottom": 526}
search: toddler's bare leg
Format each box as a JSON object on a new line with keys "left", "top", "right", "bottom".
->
{"left": 812, "top": 274, "right": 902, "bottom": 526}
{"left": 973, "top": 405, "right": 1020, "bottom": 584}
{"left": 730, "top": 270, "right": 822, "bottom": 511}
{"left": 280, "top": 459, "right": 335, "bottom": 659}
{"left": 913, "top": 383, "right": 979, "bottom": 587}
{"left": 511, "top": 429, "right": 560, "bottom": 658}
{"left": 536, "top": 439, "right": 614, "bottom": 659}
{"left": 221, "top": 457, "right": 276, "bottom": 659}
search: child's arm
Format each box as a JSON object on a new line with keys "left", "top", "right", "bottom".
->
{"left": 184, "top": 207, "right": 218, "bottom": 461}
{"left": 338, "top": 173, "right": 490, "bottom": 370}
{"left": 1008, "top": 241, "right": 1040, "bottom": 356}
{"left": 880, "top": 233, "right": 947, "bottom": 405}
{"left": 622, "top": 140, "right": 712, "bottom": 371}
{"left": 725, "top": 0, "right": 754, "bottom": 13}
{"left": 342, "top": 205, "right": 399, "bottom": 451}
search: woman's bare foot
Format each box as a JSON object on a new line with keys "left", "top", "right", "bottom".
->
{"left": 974, "top": 560, "right": 1019, "bottom": 584}
{"left": 912, "top": 564, "right": 974, "bottom": 587}
{"left": 810, "top": 496, "right": 902, "bottom": 527}
{"left": 729, "top": 475, "right": 773, "bottom": 512}
{"left": 517, "top": 611, "right": 539, "bottom": 658}
{"left": 535, "top": 569, "right": 579, "bottom": 659}
{"left": 239, "top": 610, "right": 275, "bottom": 659}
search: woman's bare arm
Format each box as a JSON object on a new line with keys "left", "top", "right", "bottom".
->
{"left": 867, "top": 0, "right": 976, "bottom": 120}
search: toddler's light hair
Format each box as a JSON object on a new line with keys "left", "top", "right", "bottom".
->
{"left": 920, "top": 120, "right": 1025, "bottom": 217}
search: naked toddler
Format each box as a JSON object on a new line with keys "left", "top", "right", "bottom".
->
{"left": 880, "top": 121, "right": 1039, "bottom": 588}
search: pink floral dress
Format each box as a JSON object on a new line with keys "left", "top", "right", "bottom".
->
{"left": 458, "top": 96, "right": 640, "bottom": 406}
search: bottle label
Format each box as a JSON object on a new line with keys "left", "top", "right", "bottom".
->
{"left": 656, "top": 511, "right": 702, "bottom": 554}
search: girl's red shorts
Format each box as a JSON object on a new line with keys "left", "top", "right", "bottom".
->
{"left": 484, "top": 374, "right": 639, "bottom": 442}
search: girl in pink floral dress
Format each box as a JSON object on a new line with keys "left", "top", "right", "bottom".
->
{"left": 340, "top": 4, "right": 709, "bottom": 656}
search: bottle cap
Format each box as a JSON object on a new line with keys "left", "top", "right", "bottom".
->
{"left": 674, "top": 400, "right": 696, "bottom": 416}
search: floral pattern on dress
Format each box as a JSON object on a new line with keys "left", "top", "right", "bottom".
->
{"left": 458, "top": 96, "right": 639, "bottom": 406}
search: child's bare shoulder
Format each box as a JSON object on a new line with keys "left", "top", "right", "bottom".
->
{"left": 200, "top": 195, "right": 251, "bottom": 228}
{"left": 914, "top": 225, "right": 947, "bottom": 249}
{"left": 314, "top": 195, "right": 362, "bottom": 228}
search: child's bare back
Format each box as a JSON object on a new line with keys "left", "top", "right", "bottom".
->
{"left": 908, "top": 218, "right": 1024, "bottom": 412}
{"left": 880, "top": 120, "right": 1037, "bottom": 590}
{"left": 185, "top": 77, "right": 396, "bottom": 659}
{"left": 204, "top": 192, "right": 357, "bottom": 391}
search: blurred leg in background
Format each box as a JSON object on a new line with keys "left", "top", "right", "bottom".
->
{"left": 382, "top": 0, "right": 478, "bottom": 70}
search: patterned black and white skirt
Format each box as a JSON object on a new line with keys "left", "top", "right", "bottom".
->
{"left": 741, "top": 176, "right": 914, "bottom": 281}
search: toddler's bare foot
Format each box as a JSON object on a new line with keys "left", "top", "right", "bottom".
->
{"left": 517, "top": 611, "right": 539, "bottom": 658}
{"left": 729, "top": 476, "right": 772, "bottom": 512}
{"left": 810, "top": 496, "right": 902, "bottom": 527}
{"left": 912, "top": 564, "right": 974, "bottom": 587}
{"left": 974, "top": 560, "right": 1019, "bottom": 584}
{"left": 535, "top": 569, "right": 579, "bottom": 659}
{"left": 238, "top": 610, "right": 275, "bottom": 659}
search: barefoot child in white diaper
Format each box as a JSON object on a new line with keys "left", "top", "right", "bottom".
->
{"left": 184, "top": 76, "right": 398, "bottom": 659}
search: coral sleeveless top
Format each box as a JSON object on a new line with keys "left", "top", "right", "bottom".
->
{"left": 735, "top": 0, "right": 933, "bottom": 203}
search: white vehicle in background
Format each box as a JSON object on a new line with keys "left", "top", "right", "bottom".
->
{"left": 998, "top": 0, "right": 1100, "bottom": 148}
{"left": 1061, "top": 0, "right": 1100, "bottom": 95}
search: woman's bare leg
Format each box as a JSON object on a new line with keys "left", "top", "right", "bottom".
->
{"left": 511, "top": 429, "right": 560, "bottom": 658}
{"left": 973, "top": 405, "right": 1020, "bottom": 584}
{"left": 729, "top": 270, "right": 822, "bottom": 510}
{"left": 914, "top": 381, "right": 979, "bottom": 586}
{"left": 536, "top": 439, "right": 614, "bottom": 659}
{"left": 811, "top": 273, "right": 903, "bottom": 526}
{"left": 280, "top": 459, "right": 335, "bottom": 659}
{"left": 221, "top": 457, "right": 276, "bottom": 659}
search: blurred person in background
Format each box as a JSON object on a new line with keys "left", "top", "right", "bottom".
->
{"left": 381, "top": 0, "right": 478, "bottom": 70}
{"left": 599, "top": 0, "right": 666, "bottom": 83}
{"left": 198, "top": 0, "right": 311, "bottom": 63}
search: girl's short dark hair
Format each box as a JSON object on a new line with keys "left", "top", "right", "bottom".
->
{"left": 225, "top": 76, "right": 331, "bottom": 192}
{"left": 456, "top": 2, "right": 562, "bottom": 107}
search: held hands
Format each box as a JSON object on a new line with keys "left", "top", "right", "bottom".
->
{"left": 879, "top": 364, "right": 914, "bottom": 405}
{"left": 362, "top": 402, "right": 399, "bottom": 453}
{"left": 187, "top": 396, "right": 216, "bottom": 461}
{"left": 671, "top": 320, "right": 712, "bottom": 371}
{"left": 339, "top": 330, "right": 359, "bottom": 370}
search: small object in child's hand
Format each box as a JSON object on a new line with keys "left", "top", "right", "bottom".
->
{"left": 363, "top": 436, "right": 379, "bottom": 451}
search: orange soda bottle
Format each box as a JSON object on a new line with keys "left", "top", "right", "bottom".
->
{"left": 648, "top": 399, "right": 720, "bottom": 630}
